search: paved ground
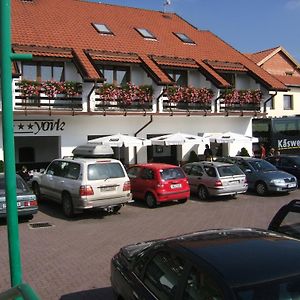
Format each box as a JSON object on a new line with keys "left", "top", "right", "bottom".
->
{"left": 0, "top": 189, "right": 299, "bottom": 300}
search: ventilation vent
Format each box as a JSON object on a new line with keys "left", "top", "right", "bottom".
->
{"left": 28, "top": 222, "right": 54, "bottom": 229}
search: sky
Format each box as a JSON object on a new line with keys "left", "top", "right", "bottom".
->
{"left": 89, "top": 0, "right": 300, "bottom": 62}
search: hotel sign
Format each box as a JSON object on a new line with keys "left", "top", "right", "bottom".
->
{"left": 14, "top": 119, "right": 65, "bottom": 135}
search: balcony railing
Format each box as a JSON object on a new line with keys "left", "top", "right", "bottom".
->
{"left": 219, "top": 89, "right": 262, "bottom": 113}
{"left": 94, "top": 83, "right": 153, "bottom": 114}
{"left": 14, "top": 80, "right": 82, "bottom": 111}
{"left": 163, "top": 100, "right": 211, "bottom": 112}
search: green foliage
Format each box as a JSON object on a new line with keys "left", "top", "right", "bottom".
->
{"left": 188, "top": 150, "right": 199, "bottom": 162}
{"left": 240, "top": 147, "right": 250, "bottom": 157}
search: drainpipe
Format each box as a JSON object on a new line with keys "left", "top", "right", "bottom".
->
{"left": 214, "top": 94, "right": 223, "bottom": 113}
{"left": 134, "top": 115, "right": 153, "bottom": 164}
{"left": 156, "top": 88, "right": 167, "bottom": 114}
{"left": 263, "top": 91, "right": 277, "bottom": 113}
{"left": 87, "top": 81, "right": 97, "bottom": 113}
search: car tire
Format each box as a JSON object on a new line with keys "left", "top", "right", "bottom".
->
{"left": 62, "top": 193, "right": 75, "bottom": 218}
{"left": 197, "top": 185, "right": 209, "bottom": 200}
{"left": 145, "top": 193, "right": 157, "bottom": 208}
{"left": 112, "top": 205, "right": 122, "bottom": 213}
{"left": 256, "top": 182, "right": 268, "bottom": 196}
{"left": 178, "top": 198, "right": 187, "bottom": 204}
{"left": 32, "top": 182, "right": 41, "bottom": 202}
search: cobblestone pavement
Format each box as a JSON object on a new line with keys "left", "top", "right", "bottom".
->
{"left": 0, "top": 190, "right": 299, "bottom": 300}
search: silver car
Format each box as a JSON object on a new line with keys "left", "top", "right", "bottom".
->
{"left": 31, "top": 157, "right": 132, "bottom": 217}
{"left": 182, "top": 161, "right": 248, "bottom": 200}
{"left": 0, "top": 173, "right": 38, "bottom": 219}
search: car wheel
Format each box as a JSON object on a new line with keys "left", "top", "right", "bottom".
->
{"left": 112, "top": 205, "right": 122, "bottom": 213}
{"left": 197, "top": 185, "right": 209, "bottom": 200}
{"left": 178, "top": 198, "right": 187, "bottom": 204}
{"left": 145, "top": 193, "right": 157, "bottom": 208}
{"left": 32, "top": 182, "right": 41, "bottom": 202}
{"left": 256, "top": 182, "right": 268, "bottom": 196}
{"left": 62, "top": 193, "right": 75, "bottom": 218}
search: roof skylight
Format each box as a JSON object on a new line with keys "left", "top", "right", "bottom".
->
{"left": 174, "top": 32, "right": 195, "bottom": 44}
{"left": 135, "top": 28, "right": 156, "bottom": 40}
{"left": 93, "top": 23, "right": 113, "bottom": 35}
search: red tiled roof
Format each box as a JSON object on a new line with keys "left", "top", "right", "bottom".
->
{"left": 11, "top": 0, "right": 287, "bottom": 90}
{"left": 87, "top": 50, "right": 141, "bottom": 64}
{"left": 204, "top": 60, "right": 248, "bottom": 72}
{"left": 275, "top": 75, "right": 300, "bottom": 87}
{"left": 245, "top": 47, "right": 279, "bottom": 65}
{"left": 13, "top": 44, "right": 73, "bottom": 58}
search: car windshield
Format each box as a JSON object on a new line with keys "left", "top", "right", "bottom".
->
{"left": 160, "top": 168, "right": 185, "bottom": 180}
{"left": 217, "top": 165, "right": 244, "bottom": 176}
{"left": 0, "top": 176, "right": 30, "bottom": 195}
{"left": 88, "top": 163, "right": 125, "bottom": 180}
{"left": 235, "top": 275, "right": 300, "bottom": 299}
{"left": 248, "top": 160, "right": 277, "bottom": 172}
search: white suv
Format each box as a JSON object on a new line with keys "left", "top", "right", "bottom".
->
{"left": 32, "top": 146, "right": 132, "bottom": 217}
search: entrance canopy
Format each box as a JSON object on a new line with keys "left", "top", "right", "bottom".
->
{"left": 88, "top": 133, "right": 151, "bottom": 147}
{"left": 150, "top": 132, "right": 207, "bottom": 146}
{"left": 204, "top": 131, "right": 259, "bottom": 144}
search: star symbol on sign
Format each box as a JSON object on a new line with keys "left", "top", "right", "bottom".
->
{"left": 18, "top": 123, "right": 24, "bottom": 130}
{"left": 28, "top": 123, "right": 34, "bottom": 130}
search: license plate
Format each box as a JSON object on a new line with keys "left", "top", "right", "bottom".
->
{"left": 171, "top": 184, "right": 182, "bottom": 189}
{"left": 288, "top": 183, "right": 296, "bottom": 188}
{"left": 100, "top": 186, "right": 116, "bottom": 192}
{"left": 2, "top": 203, "right": 22, "bottom": 209}
{"left": 229, "top": 180, "right": 239, "bottom": 185}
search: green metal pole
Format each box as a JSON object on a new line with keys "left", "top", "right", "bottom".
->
{"left": 0, "top": 0, "right": 31, "bottom": 287}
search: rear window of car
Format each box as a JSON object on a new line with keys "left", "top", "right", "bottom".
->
{"left": 160, "top": 168, "right": 186, "bottom": 180}
{"left": 88, "top": 162, "right": 125, "bottom": 180}
{"left": 217, "top": 165, "right": 244, "bottom": 177}
{"left": 248, "top": 160, "right": 277, "bottom": 172}
{"left": 0, "top": 176, "right": 30, "bottom": 195}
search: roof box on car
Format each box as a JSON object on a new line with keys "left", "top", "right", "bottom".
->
{"left": 72, "top": 143, "right": 114, "bottom": 158}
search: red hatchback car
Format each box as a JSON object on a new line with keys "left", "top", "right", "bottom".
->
{"left": 127, "top": 163, "right": 190, "bottom": 208}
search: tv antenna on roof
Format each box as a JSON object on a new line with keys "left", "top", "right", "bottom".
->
{"left": 163, "top": 0, "right": 171, "bottom": 13}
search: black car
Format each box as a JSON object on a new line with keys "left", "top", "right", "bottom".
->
{"left": 266, "top": 155, "right": 300, "bottom": 182}
{"left": 111, "top": 200, "right": 300, "bottom": 300}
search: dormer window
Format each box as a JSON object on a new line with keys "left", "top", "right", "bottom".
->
{"left": 174, "top": 32, "right": 195, "bottom": 44}
{"left": 93, "top": 23, "right": 113, "bottom": 35}
{"left": 135, "top": 28, "right": 156, "bottom": 40}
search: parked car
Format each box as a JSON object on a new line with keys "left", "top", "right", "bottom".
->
{"left": 182, "top": 161, "right": 248, "bottom": 200}
{"left": 268, "top": 199, "right": 300, "bottom": 239}
{"left": 127, "top": 163, "right": 190, "bottom": 208}
{"left": 111, "top": 200, "right": 300, "bottom": 300}
{"left": 216, "top": 156, "right": 298, "bottom": 196}
{"left": 266, "top": 154, "right": 300, "bottom": 182}
{"left": 31, "top": 144, "right": 132, "bottom": 217}
{"left": 0, "top": 174, "right": 38, "bottom": 219}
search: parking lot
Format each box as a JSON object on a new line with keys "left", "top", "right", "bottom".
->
{"left": 0, "top": 190, "right": 299, "bottom": 300}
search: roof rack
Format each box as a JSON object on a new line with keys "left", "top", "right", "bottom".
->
{"left": 72, "top": 143, "right": 114, "bottom": 158}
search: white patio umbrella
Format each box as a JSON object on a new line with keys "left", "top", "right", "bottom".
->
{"left": 205, "top": 131, "right": 258, "bottom": 143}
{"left": 150, "top": 132, "right": 207, "bottom": 146}
{"left": 88, "top": 133, "right": 151, "bottom": 147}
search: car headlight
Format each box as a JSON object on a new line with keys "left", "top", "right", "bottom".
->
{"left": 271, "top": 179, "right": 285, "bottom": 185}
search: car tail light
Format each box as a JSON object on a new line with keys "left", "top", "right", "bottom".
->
{"left": 214, "top": 180, "right": 223, "bottom": 187}
{"left": 123, "top": 181, "right": 131, "bottom": 191}
{"left": 24, "top": 200, "right": 38, "bottom": 207}
{"left": 80, "top": 185, "right": 94, "bottom": 196}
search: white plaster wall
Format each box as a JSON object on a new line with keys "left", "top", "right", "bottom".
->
{"left": 131, "top": 66, "right": 152, "bottom": 86}
{"left": 266, "top": 87, "right": 300, "bottom": 117}
{"left": 188, "top": 70, "right": 211, "bottom": 88}
{"left": 236, "top": 74, "right": 260, "bottom": 90}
